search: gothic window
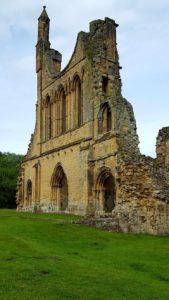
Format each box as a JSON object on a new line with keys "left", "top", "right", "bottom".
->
{"left": 49, "top": 102, "right": 52, "bottom": 138}
{"left": 98, "top": 103, "right": 112, "bottom": 133}
{"left": 45, "top": 96, "right": 52, "bottom": 140}
{"left": 61, "top": 89, "right": 66, "bottom": 133}
{"left": 56, "top": 90, "right": 61, "bottom": 135}
{"left": 73, "top": 75, "right": 83, "bottom": 127}
{"left": 56, "top": 87, "right": 67, "bottom": 135}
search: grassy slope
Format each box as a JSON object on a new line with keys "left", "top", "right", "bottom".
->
{"left": 0, "top": 210, "right": 169, "bottom": 300}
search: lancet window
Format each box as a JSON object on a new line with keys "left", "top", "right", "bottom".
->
{"left": 73, "top": 75, "right": 83, "bottom": 127}
{"left": 45, "top": 95, "right": 53, "bottom": 140}
{"left": 98, "top": 103, "right": 112, "bottom": 133}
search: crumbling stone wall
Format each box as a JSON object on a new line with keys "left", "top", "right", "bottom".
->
{"left": 114, "top": 155, "right": 169, "bottom": 235}
{"left": 156, "top": 127, "right": 169, "bottom": 184}
{"left": 16, "top": 7, "right": 169, "bottom": 235}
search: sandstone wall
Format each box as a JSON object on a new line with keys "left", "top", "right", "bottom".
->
{"left": 16, "top": 9, "right": 169, "bottom": 235}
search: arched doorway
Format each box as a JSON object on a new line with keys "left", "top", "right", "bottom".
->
{"left": 60, "top": 174, "right": 68, "bottom": 211}
{"left": 51, "top": 163, "right": 68, "bottom": 211}
{"left": 95, "top": 167, "right": 116, "bottom": 214}
{"left": 104, "top": 174, "right": 115, "bottom": 212}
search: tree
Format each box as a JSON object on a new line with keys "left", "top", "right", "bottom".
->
{"left": 0, "top": 152, "right": 24, "bottom": 208}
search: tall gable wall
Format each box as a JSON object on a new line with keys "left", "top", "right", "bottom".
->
{"left": 16, "top": 9, "right": 169, "bottom": 235}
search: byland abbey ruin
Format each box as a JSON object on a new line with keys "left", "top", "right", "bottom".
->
{"left": 16, "top": 7, "right": 169, "bottom": 235}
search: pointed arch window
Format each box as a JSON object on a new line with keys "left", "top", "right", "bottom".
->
{"left": 61, "top": 89, "right": 66, "bottom": 133}
{"left": 73, "top": 75, "right": 83, "bottom": 127}
{"left": 45, "top": 96, "right": 52, "bottom": 140}
{"left": 56, "top": 87, "right": 67, "bottom": 135}
{"left": 98, "top": 103, "right": 112, "bottom": 134}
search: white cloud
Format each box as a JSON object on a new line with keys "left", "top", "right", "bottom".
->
{"left": 9, "top": 55, "right": 34, "bottom": 72}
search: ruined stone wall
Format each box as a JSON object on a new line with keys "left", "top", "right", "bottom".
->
{"left": 112, "top": 155, "right": 169, "bottom": 235}
{"left": 16, "top": 8, "right": 169, "bottom": 235}
{"left": 156, "top": 127, "right": 169, "bottom": 184}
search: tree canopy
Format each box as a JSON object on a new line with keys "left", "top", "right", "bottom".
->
{"left": 0, "top": 152, "right": 24, "bottom": 208}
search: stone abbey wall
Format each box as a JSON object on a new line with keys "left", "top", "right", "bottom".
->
{"left": 16, "top": 7, "right": 169, "bottom": 235}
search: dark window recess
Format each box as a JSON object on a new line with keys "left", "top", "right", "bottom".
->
{"left": 102, "top": 76, "right": 108, "bottom": 94}
{"left": 107, "top": 106, "right": 111, "bottom": 131}
{"left": 98, "top": 103, "right": 112, "bottom": 134}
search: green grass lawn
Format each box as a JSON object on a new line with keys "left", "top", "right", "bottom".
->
{"left": 0, "top": 210, "right": 169, "bottom": 300}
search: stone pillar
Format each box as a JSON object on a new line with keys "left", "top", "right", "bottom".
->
{"left": 156, "top": 127, "right": 169, "bottom": 183}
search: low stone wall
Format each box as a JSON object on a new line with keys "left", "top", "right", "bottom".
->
{"left": 73, "top": 217, "right": 122, "bottom": 232}
{"left": 74, "top": 210, "right": 169, "bottom": 235}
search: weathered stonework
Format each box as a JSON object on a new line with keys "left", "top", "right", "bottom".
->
{"left": 16, "top": 7, "right": 169, "bottom": 235}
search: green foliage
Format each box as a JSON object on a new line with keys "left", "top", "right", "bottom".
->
{"left": 0, "top": 153, "right": 24, "bottom": 208}
{"left": 0, "top": 210, "right": 169, "bottom": 300}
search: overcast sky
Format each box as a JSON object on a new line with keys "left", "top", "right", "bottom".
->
{"left": 0, "top": 0, "right": 169, "bottom": 156}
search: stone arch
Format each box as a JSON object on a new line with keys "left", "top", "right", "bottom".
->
{"left": 57, "top": 84, "right": 64, "bottom": 98}
{"left": 26, "top": 179, "right": 32, "bottom": 206}
{"left": 72, "top": 72, "right": 81, "bottom": 89}
{"left": 72, "top": 74, "right": 83, "bottom": 127}
{"left": 51, "top": 163, "right": 68, "bottom": 211}
{"left": 95, "top": 167, "right": 116, "bottom": 214}
{"left": 98, "top": 102, "right": 112, "bottom": 134}
{"left": 61, "top": 89, "right": 66, "bottom": 133}
{"left": 56, "top": 85, "right": 67, "bottom": 135}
